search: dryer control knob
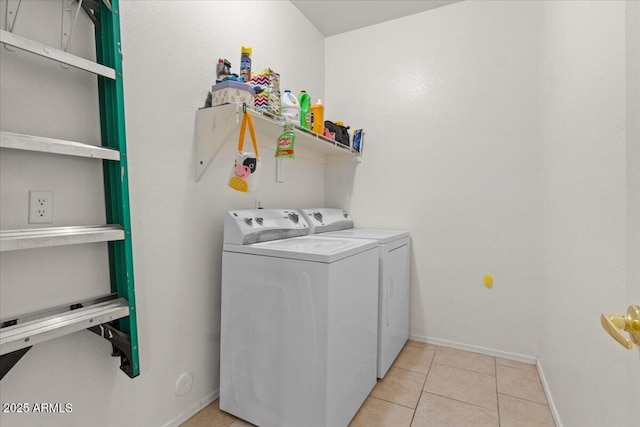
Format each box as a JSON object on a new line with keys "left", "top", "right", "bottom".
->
{"left": 288, "top": 213, "right": 299, "bottom": 223}
{"left": 244, "top": 218, "right": 253, "bottom": 226}
{"left": 313, "top": 212, "right": 323, "bottom": 222}
{"left": 343, "top": 211, "right": 349, "bottom": 218}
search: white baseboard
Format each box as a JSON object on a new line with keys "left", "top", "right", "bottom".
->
{"left": 163, "top": 389, "right": 219, "bottom": 427}
{"left": 410, "top": 334, "right": 537, "bottom": 365}
{"left": 536, "top": 361, "right": 563, "bottom": 427}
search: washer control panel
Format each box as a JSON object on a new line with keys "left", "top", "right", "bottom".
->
{"left": 300, "top": 208, "right": 354, "bottom": 234}
{"left": 224, "top": 209, "right": 309, "bottom": 244}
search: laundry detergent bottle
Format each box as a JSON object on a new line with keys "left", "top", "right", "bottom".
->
{"left": 298, "top": 90, "right": 312, "bottom": 129}
{"left": 281, "top": 90, "right": 299, "bottom": 122}
{"left": 311, "top": 99, "right": 324, "bottom": 134}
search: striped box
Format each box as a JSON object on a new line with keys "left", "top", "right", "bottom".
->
{"left": 250, "top": 68, "right": 281, "bottom": 116}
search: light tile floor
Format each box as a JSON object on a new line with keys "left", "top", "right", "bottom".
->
{"left": 181, "top": 341, "right": 555, "bottom": 427}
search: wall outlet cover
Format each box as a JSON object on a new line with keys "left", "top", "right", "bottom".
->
{"left": 28, "top": 191, "right": 53, "bottom": 224}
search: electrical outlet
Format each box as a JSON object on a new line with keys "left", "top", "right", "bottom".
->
{"left": 29, "top": 191, "right": 53, "bottom": 224}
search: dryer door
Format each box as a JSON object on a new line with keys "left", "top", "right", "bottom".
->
{"left": 378, "top": 237, "right": 411, "bottom": 378}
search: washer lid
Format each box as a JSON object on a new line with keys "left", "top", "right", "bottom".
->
{"left": 321, "top": 228, "right": 409, "bottom": 244}
{"left": 223, "top": 235, "right": 377, "bottom": 263}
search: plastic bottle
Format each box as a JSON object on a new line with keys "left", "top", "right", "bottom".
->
{"left": 240, "top": 46, "right": 252, "bottom": 82}
{"left": 281, "top": 90, "right": 299, "bottom": 122}
{"left": 298, "top": 91, "right": 312, "bottom": 129}
{"left": 275, "top": 123, "right": 295, "bottom": 158}
{"left": 311, "top": 99, "right": 324, "bottom": 134}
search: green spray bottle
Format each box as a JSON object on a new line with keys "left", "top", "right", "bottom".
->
{"left": 275, "top": 123, "right": 295, "bottom": 158}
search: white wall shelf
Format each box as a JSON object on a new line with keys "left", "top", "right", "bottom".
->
{"left": 0, "top": 131, "right": 120, "bottom": 160}
{"left": 194, "top": 103, "right": 360, "bottom": 181}
{"left": 0, "top": 225, "right": 125, "bottom": 252}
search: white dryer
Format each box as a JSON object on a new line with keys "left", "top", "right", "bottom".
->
{"left": 301, "top": 208, "right": 410, "bottom": 379}
{"left": 220, "top": 209, "right": 379, "bottom": 427}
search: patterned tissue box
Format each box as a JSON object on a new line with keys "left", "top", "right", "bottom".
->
{"left": 211, "top": 81, "right": 255, "bottom": 107}
{"left": 249, "top": 68, "right": 281, "bottom": 116}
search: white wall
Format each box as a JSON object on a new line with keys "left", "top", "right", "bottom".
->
{"left": 325, "top": 0, "right": 541, "bottom": 359}
{"left": 0, "top": 1, "right": 325, "bottom": 426}
{"left": 538, "top": 1, "right": 639, "bottom": 426}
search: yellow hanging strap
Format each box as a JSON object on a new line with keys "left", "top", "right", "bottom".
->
{"left": 237, "top": 111, "right": 259, "bottom": 157}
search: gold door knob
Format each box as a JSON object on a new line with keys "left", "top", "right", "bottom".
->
{"left": 601, "top": 305, "right": 640, "bottom": 349}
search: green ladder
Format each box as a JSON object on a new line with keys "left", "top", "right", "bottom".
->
{"left": 0, "top": 0, "right": 139, "bottom": 379}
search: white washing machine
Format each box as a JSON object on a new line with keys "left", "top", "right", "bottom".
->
{"left": 301, "top": 208, "right": 410, "bottom": 379}
{"left": 220, "top": 209, "right": 379, "bottom": 427}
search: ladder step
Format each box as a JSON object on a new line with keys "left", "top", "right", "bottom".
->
{"left": 0, "top": 131, "right": 120, "bottom": 161}
{"left": 0, "top": 30, "right": 116, "bottom": 80}
{"left": 0, "top": 225, "right": 125, "bottom": 252}
{"left": 2, "top": 293, "right": 118, "bottom": 326}
{"left": 0, "top": 298, "right": 130, "bottom": 356}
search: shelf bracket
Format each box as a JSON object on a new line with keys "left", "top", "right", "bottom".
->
{"left": 88, "top": 321, "right": 137, "bottom": 378}
{"left": 2, "top": 0, "right": 21, "bottom": 53}
{"left": 194, "top": 104, "right": 240, "bottom": 182}
{"left": 61, "top": 0, "right": 76, "bottom": 53}
{"left": 0, "top": 347, "right": 31, "bottom": 381}
{"left": 3, "top": 0, "right": 21, "bottom": 33}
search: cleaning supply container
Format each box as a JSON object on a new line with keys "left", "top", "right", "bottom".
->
{"left": 275, "top": 123, "right": 296, "bottom": 158}
{"left": 311, "top": 99, "right": 324, "bottom": 135}
{"left": 281, "top": 90, "right": 299, "bottom": 122}
{"left": 298, "top": 91, "right": 312, "bottom": 129}
{"left": 240, "top": 46, "right": 252, "bottom": 82}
